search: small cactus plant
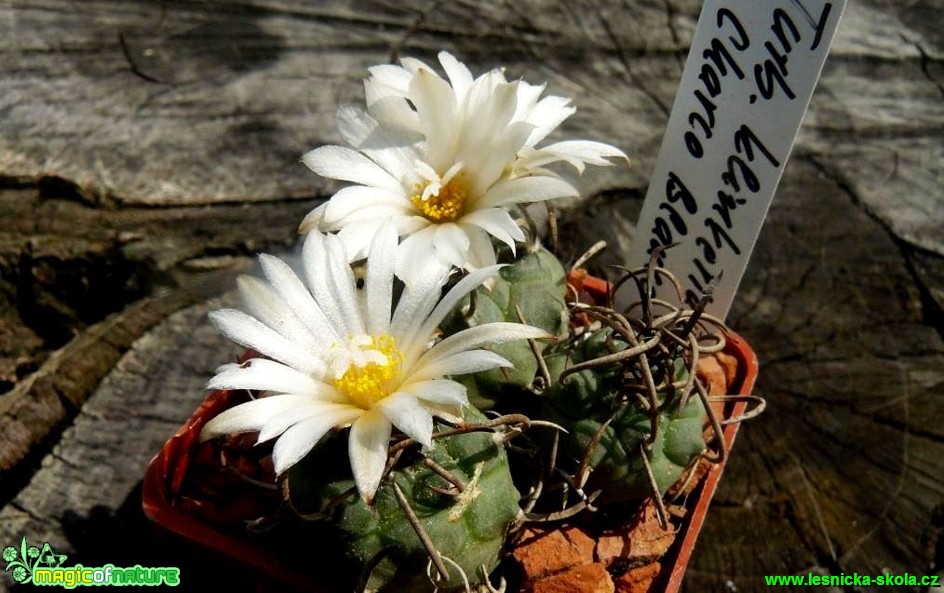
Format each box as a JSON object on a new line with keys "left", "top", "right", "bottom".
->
{"left": 283, "top": 407, "right": 522, "bottom": 592}
{"left": 152, "top": 50, "right": 764, "bottom": 593}
{"left": 441, "top": 242, "right": 721, "bottom": 513}
{"left": 175, "top": 241, "right": 750, "bottom": 593}
{"left": 543, "top": 329, "right": 710, "bottom": 504}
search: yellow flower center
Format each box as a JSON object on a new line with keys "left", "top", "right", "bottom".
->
{"left": 332, "top": 335, "right": 402, "bottom": 410}
{"left": 410, "top": 174, "right": 470, "bottom": 223}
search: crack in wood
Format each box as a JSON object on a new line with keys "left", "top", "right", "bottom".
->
{"left": 599, "top": 13, "right": 671, "bottom": 118}
{"left": 661, "top": 0, "right": 687, "bottom": 73}
{"left": 0, "top": 275, "right": 239, "bottom": 500}
{"left": 908, "top": 38, "right": 944, "bottom": 100}
{"left": 803, "top": 155, "right": 944, "bottom": 340}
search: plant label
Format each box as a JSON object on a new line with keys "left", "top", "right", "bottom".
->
{"left": 623, "top": 0, "right": 847, "bottom": 319}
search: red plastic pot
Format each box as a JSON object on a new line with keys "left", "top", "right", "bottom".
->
{"left": 142, "top": 386, "right": 323, "bottom": 592}
{"left": 664, "top": 329, "right": 758, "bottom": 592}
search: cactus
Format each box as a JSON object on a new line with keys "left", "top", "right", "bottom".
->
{"left": 443, "top": 246, "right": 711, "bottom": 509}
{"left": 284, "top": 407, "right": 521, "bottom": 592}
{"left": 271, "top": 249, "right": 726, "bottom": 588}
{"left": 544, "top": 331, "right": 708, "bottom": 502}
{"left": 443, "top": 245, "right": 568, "bottom": 409}
{"left": 535, "top": 261, "right": 714, "bottom": 509}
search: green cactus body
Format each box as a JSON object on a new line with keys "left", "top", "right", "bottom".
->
{"left": 543, "top": 328, "right": 708, "bottom": 503}
{"left": 445, "top": 246, "right": 567, "bottom": 409}
{"left": 571, "top": 392, "right": 707, "bottom": 501}
{"left": 286, "top": 407, "right": 521, "bottom": 592}
{"left": 541, "top": 329, "right": 623, "bottom": 419}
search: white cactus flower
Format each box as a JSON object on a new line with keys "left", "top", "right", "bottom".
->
{"left": 301, "top": 51, "right": 627, "bottom": 280}
{"left": 200, "top": 223, "right": 547, "bottom": 503}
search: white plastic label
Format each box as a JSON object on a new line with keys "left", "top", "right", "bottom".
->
{"left": 624, "top": 0, "right": 846, "bottom": 319}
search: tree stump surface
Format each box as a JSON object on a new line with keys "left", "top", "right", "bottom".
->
{"left": 0, "top": 1, "right": 941, "bottom": 591}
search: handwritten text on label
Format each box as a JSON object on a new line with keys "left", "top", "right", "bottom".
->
{"left": 625, "top": 0, "right": 846, "bottom": 319}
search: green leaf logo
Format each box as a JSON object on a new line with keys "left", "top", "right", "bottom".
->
{"left": 2, "top": 538, "right": 66, "bottom": 584}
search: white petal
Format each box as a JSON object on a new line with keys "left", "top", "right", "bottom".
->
{"left": 406, "top": 350, "right": 512, "bottom": 383}
{"left": 522, "top": 140, "right": 628, "bottom": 173}
{"left": 390, "top": 261, "right": 450, "bottom": 342}
{"left": 394, "top": 226, "right": 451, "bottom": 286}
{"left": 365, "top": 222, "right": 398, "bottom": 334}
{"left": 459, "top": 208, "right": 525, "bottom": 249}
{"left": 479, "top": 176, "right": 579, "bottom": 208}
{"left": 400, "top": 264, "right": 502, "bottom": 363}
{"left": 302, "top": 232, "right": 361, "bottom": 335}
{"left": 461, "top": 70, "right": 513, "bottom": 133}
{"left": 262, "top": 402, "right": 361, "bottom": 446}
{"left": 418, "top": 322, "right": 548, "bottom": 368}
{"left": 336, "top": 219, "right": 386, "bottom": 262}
{"left": 324, "top": 234, "right": 366, "bottom": 335}
{"left": 236, "top": 275, "right": 320, "bottom": 352}
{"left": 409, "top": 68, "right": 458, "bottom": 172}
{"left": 464, "top": 225, "right": 499, "bottom": 270}
{"left": 512, "top": 81, "right": 547, "bottom": 123}
{"left": 457, "top": 76, "right": 523, "bottom": 182}
{"left": 349, "top": 408, "right": 393, "bottom": 503}
{"left": 399, "top": 379, "right": 469, "bottom": 406}
{"left": 234, "top": 275, "right": 279, "bottom": 325}
{"left": 336, "top": 104, "right": 375, "bottom": 147}
{"left": 424, "top": 262, "right": 502, "bottom": 331}
{"left": 366, "top": 94, "right": 422, "bottom": 136}
{"left": 208, "top": 309, "right": 325, "bottom": 376}
{"left": 332, "top": 204, "right": 416, "bottom": 227}
{"left": 302, "top": 145, "right": 401, "bottom": 192}
{"left": 337, "top": 105, "right": 420, "bottom": 175}
{"left": 366, "top": 64, "right": 412, "bottom": 100}
{"left": 438, "top": 51, "right": 474, "bottom": 103}
{"left": 200, "top": 394, "right": 313, "bottom": 441}
{"left": 433, "top": 223, "right": 471, "bottom": 270}
{"left": 323, "top": 185, "right": 410, "bottom": 225}
{"left": 399, "top": 56, "right": 435, "bottom": 74}
{"left": 466, "top": 120, "right": 533, "bottom": 194}
{"left": 395, "top": 214, "right": 433, "bottom": 236}
{"left": 523, "top": 95, "right": 575, "bottom": 145}
{"left": 391, "top": 292, "right": 449, "bottom": 356}
{"left": 298, "top": 202, "right": 328, "bottom": 233}
{"left": 541, "top": 139, "right": 628, "bottom": 161}
{"left": 257, "top": 254, "right": 341, "bottom": 346}
{"left": 423, "top": 402, "right": 464, "bottom": 424}
{"left": 272, "top": 406, "right": 364, "bottom": 474}
{"left": 207, "top": 359, "right": 335, "bottom": 397}
{"left": 377, "top": 392, "right": 434, "bottom": 446}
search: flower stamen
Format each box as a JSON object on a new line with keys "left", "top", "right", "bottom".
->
{"left": 332, "top": 334, "right": 402, "bottom": 410}
{"left": 411, "top": 173, "right": 470, "bottom": 223}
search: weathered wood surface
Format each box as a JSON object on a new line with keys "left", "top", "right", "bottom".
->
{"left": 0, "top": 1, "right": 942, "bottom": 591}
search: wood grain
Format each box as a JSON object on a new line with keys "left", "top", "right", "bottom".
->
{"left": 1, "top": 0, "right": 942, "bottom": 591}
